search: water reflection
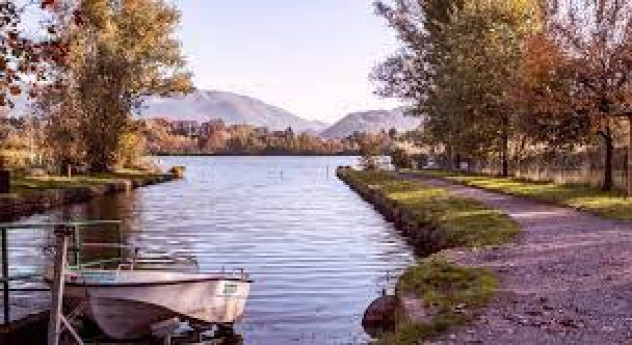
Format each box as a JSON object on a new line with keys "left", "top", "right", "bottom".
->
{"left": 15, "top": 156, "right": 414, "bottom": 344}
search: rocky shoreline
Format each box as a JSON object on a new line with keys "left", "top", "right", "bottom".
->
{"left": 0, "top": 174, "right": 176, "bottom": 223}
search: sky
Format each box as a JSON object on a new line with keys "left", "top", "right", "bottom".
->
{"left": 173, "top": 0, "right": 402, "bottom": 124}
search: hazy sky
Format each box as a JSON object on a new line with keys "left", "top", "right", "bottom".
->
{"left": 174, "top": 0, "right": 402, "bottom": 123}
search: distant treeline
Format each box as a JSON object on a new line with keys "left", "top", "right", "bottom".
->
{"left": 140, "top": 118, "right": 395, "bottom": 156}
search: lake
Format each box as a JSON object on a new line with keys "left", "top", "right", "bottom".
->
{"left": 14, "top": 156, "right": 415, "bottom": 344}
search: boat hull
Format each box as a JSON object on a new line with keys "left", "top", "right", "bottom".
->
{"left": 61, "top": 272, "right": 250, "bottom": 340}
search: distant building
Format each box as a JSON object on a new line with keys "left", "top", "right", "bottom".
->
{"left": 170, "top": 120, "right": 201, "bottom": 137}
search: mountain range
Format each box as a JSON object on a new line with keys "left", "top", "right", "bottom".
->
{"left": 142, "top": 89, "right": 421, "bottom": 137}
{"left": 6, "top": 88, "right": 421, "bottom": 137}
{"left": 142, "top": 90, "right": 327, "bottom": 133}
{"left": 321, "top": 109, "right": 421, "bottom": 139}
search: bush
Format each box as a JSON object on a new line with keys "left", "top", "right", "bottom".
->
{"left": 391, "top": 147, "right": 412, "bottom": 169}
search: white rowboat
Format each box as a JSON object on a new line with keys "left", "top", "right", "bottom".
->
{"left": 50, "top": 269, "right": 251, "bottom": 340}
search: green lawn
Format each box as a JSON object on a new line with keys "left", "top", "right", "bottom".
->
{"left": 3, "top": 170, "right": 168, "bottom": 198}
{"left": 341, "top": 170, "right": 516, "bottom": 343}
{"left": 408, "top": 169, "right": 632, "bottom": 221}
{"left": 382, "top": 258, "right": 498, "bottom": 344}
{"left": 344, "top": 170, "right": 520, "bottom": 248}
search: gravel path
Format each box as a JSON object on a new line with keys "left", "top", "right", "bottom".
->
{"left": 399, "top": 173, "right": 632, "bottom": 345}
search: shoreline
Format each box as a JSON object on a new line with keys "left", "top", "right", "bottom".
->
{"left": 153, "top": 152, "right": 361, "bottom": 157}
{"left": 337, "top": 168, "right": 446, "bottom": 256}
{"left": 352, "top": 169, "right": 632, "bottom": 344}
{"left": 0, "top": 173, "right": 176, "bottom": 223}
{"left": 336, "top": 167, "right": 518, "bottom": 342}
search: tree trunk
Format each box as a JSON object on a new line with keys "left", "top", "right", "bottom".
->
{"left": 0, "top": 170, "right": 9, "bottom": 194}
{"left": 501, "top": 144, "right": 509, "bottom": 177}
{"left": 89, "top": 154, "right": 109, "bottom": 173}
{"left": 627, "top": 116, "right": 632, "bottom": 197}
{"left": 446, "top": 144, "right": 454, "bottom": 171}
{"left": 602, "top": 130, "right": 614, "bottom": 191}
{"left": 501, "top": 116, "right": 509, "bottom": 177}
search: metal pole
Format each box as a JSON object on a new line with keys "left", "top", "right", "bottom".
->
{"left": 47, "top": 225, "right": 70, "bottom": 345}
{"left": 75, "top": 224, "right": 84, "bottom": 269}
{"left": 2, "top": 228, "right": 8, "bottom": 324}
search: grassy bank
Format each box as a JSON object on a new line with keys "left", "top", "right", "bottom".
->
{"left": 5, "top": 170, "right": 170, "bottom": 198}
{"left": 408, "top": 169, "right": 632, "bottom": 221}
{"left": 342, "top": 170, "right": 519, "bottom": 248}
{"left": 0, "top": 169, "right": 175, "bottom": 222}
{"left": 383, "top": 258, "right": 498, "bottom": 344}
{"left": 338, "top": 169, "right": 518, "bottom": 343}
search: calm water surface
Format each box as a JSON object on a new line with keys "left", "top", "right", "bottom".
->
{"left": 15, "top": 156, "right": 415, "bottom": 344}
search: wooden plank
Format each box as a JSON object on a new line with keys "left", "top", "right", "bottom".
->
{"left": 2, "top": 229, "right": 8, "bottom": 325}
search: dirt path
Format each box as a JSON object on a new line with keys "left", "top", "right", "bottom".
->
{"left": 399, "top": 173, "right": 632, "bottom": 345}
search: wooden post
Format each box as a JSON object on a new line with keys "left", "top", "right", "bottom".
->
{"left": 47, "top": 225, "right": 70, "bottom": 345}
{"left": 2, "top": 228, "right": 9, "bottom": 324}
{"left": 628, "top": 115, "right": 632, "bottom": 197}
{"left": 0, "top": 154, "right": 9, "bottom": 194}
{"left": 0, "top": 170, "right": 9, "bottom": 194}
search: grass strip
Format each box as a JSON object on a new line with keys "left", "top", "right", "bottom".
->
{"left": 409, "top": 169, "right": 632, "bottom": 221}
{"left": 344, "top": 170, "right": 519, "bottom": 248}
{"left": 340, "top": 170, "right": 517, "bottom": 343}
{"left": 2, "top": 170, "right": 169, "bottom": 199}
{"left": 380, "top": 258, "right": 498, "bottom": 344}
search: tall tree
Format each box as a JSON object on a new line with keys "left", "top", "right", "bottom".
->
{"left": 546, "top": 0, "right": 632, "bottom": 191}
{"left": 42, "top": 0, "right": 192, "bottom": 172}
{"left": 374, "top": 0, "right": 539, "bottom": 175}
{"left": 372, "top": 0, "right": 464, "bottom": 168}
{"left": 441, "top": 0, "right": 539, "bottom": 176}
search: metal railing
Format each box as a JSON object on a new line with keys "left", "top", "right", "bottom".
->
{"left": 0, "top": 220, "right": 122, "bottom": 325}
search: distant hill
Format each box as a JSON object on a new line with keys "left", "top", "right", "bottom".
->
{"left": 142, "top": 90, "right": 327, "bottom": 133}
{"left": 321, "top": 109, "right": 421, "bottom": 139}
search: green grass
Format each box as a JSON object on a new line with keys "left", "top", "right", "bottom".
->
{"left": 381, "top": 258, "right": 498, "bottom": 344}
{"left": 409, "top": 169, "right": 632, "bottom": 221}
{"left": 344, "top": 170, "right": 520, "bottom": 248}
{"left": 2, "top": 170, "right": 168, "bottom": 198}
{"left": 340, "top": 170, "right": 515, "bottom": 343}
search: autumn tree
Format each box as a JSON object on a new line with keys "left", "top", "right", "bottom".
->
{"left": 510, "top": 33, "right": 593, "bottom": 153}
{"left": 0, "top": 0, "right": 76, "bottom": 175}
{"left": 542, "top": 0, "right": 632, "bottom": 191}
{"left": 0, "top": 1, "right": 70, "bottom": 108}
{"left": 42, "top": 0, "right": 192, "bottom": 172}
